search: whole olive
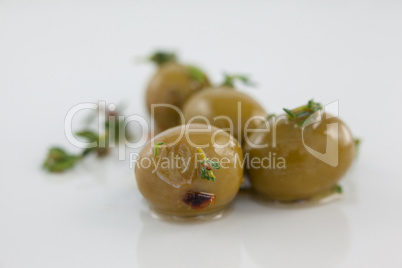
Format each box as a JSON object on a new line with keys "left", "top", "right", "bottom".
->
{"left": 243, "top": 100, "right": 355, "bottom": 202}
{"left": 145, "top": 52, "right": 211, "bottom": 132}
{"left": 182, "top": 75, "right": 267, "bottom": 143}
{"left": 135, "top": 124, "right": 243, "bottom": 217}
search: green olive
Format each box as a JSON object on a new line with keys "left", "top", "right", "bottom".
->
{"left": 243, "top": 105, "right": 355, "bottom": 202}
{"left": 135, "top": 124, "right": 243, "bottom": 217}
{"left": 182, "top": 87, "right": 267, "bottom": 143}
{"left": 145, "top": 55, "right": 211, "bottom": 132}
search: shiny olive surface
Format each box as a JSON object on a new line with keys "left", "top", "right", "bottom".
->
{"left": 135, "top": 124, "right": 243, "bottom": 217}
{"left": 182, "top": 87, "right": 267, "bottom": 143}
{"left": 243, "top": 113, "right": 355, "bottom": 202}
{"left": 146, "top": 62, "right": 211, "bottom": 132}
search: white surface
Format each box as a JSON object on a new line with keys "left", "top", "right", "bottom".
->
{"left": 1, "top": 1, "right": 402, "bottom": 267}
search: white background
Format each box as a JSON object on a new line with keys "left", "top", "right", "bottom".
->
{"left": 1, "top": 0, "right": 402, "bottom": 267}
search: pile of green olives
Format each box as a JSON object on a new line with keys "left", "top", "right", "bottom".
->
{"left": 137, "top": 51, "right": 358, "bottom": 218}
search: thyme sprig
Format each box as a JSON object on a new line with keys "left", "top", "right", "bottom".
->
{"left": 283, "top": 99, "right": 323, "bottom": 127}
{"left": 196, "top": 147, "right": 220, "bottom": 182}
{"left": 43, "top": 106, "right": 131, "bottom": 173}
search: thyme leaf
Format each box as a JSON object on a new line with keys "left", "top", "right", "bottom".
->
{"left": 148, "top": 51, "right": 177, "bottom": 65}
{"left": 153, "top": 142, "right": 164, "bottom": 156}
{"left": 187, "top": 65, "right": 206, "bottom": 83}
{"left": 221, "top": 73, "right": 255, "bottom": 88}
{"left": 335, "top": 185, "right": 343, "bottom": 194}
{"left": 196, "top": 147, "right": 220, "bottom": 182}
{"left": 43, "top": 105, "right": 132, "bottom": 173}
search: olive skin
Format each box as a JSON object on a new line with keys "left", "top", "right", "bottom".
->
{"left": 135, "top": 124, "right": 243, "bottom": 217}
{"left": 146, "top": 62, "right": 211, "bottom": 132}
{"left": 182, "top": 87, "right": 267, "bottom": 143}
{"left": 243, "top": 113, "right": 355, "bottom": 202}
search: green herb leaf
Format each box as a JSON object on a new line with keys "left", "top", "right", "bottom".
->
{"left": 335, "top": 185, "right": 343, "bottom": 194}
{"left": 82, "top": 147, "right": 95, "bottom": 157}
{"left": 200, "top": 166, "right": 216, "bottom": 182}
{"left": 187, "top": 65, "right": 205, "bottom": 83}
{"left": 148, "top": 51, "right": 177, "bottom": 65}
{"left": 283, "top": 108, "right": 294, "bottom": 118}
{"left": 201, "top": 167, "right": 207, "bottom": 180}
{"left": 221, "top": 73, "right": 255, "bottom": 88}
{"left": 354, "top": 138, "right": 361, "bottom": 158}
{"left": 43, "top": 147, "right": 81, "bottom": 173}
{"left": 197, "top": 148, "right": 220, "bottom": 182}
{"left": 76, "top": 130, "right": 99, "bottom": 142}
{"left": 283, "top": 99, "right": 323, "bottom": 127}
{"left": 210, "top": 161, "right": 220, "bottom": 169}
{"left": 153, "top": 142, "right": 164, "bottom": 156}
{"left": 267, "top": 114, "right": 276, "bottom": 120}
{"left": 105, "top": 112, "right": 132, "bottom": 143}
{"left": 354, "top": 138, "right": 361, "bottom": 147}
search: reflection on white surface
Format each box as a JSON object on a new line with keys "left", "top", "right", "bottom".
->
{"left": 239, "top": 194, "right": 349, "bottom": 267}
{"left": 137, "top": 210, "right": 242, "bottom": 268}
{"left": 136, "top": 192, "right": 349, "bottom": 268}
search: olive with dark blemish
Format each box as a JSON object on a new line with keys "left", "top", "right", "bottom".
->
{"left": 135, "top": 124, "right": 243, "bottom": 217}
{"left": 183, "top": 191, "right": 216, "bottom": 211}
